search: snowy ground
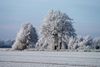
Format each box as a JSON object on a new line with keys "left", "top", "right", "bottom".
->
{"left": 0, "top": 50, "right": 100, "bottom": 67}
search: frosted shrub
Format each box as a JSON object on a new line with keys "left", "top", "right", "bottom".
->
{"left": 68, "top": 37, "right": 76, "bottom": 49}
{"left": 12, "top": 23, "right": 38, "bottom": 50}
{"left": 76, "top": 36, "right": 93, "bottom": 49}
{"left": 67, "top": 35, "right": 94, "bottom": 50}
{"left": 93, "top": 38, "right": 100, "bottom": 49}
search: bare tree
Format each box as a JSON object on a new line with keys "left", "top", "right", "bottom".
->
{"left": 36, "top": 10, "right": 76, "bottom": 50}
{"left": 12, "top": 23, "right": 38, "bottom": 50}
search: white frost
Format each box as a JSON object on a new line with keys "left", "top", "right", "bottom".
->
{"left": 12, "top": 23, "right": 38, "bottom": 50}
{"left": 36, "top": 10, "right": 76, "bottom": 50}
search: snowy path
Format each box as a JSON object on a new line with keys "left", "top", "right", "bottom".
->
{"left": 0, "top": 51, "right": 100, "bottom": 67}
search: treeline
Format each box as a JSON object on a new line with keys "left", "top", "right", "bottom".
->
{"left": 0, "top": 10, "right": 100, "bottom": 51}
{"left": 0, "top": 40, "right": 14, "bottom": 48}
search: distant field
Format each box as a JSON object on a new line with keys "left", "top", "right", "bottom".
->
{"left": 0, "top": 50, "right": 100, "bottom": 67}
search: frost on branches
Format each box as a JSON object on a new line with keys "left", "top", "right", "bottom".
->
{"left": 36, "top": 10, "right": 76, "bottom": 50}
{"left": 68, "top": 35, "right": 93, "bottom": 50}
{"left": 12, "top": 23, "right": 38, "bottom": 50}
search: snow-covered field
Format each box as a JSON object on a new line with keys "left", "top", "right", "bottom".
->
{"left": 0, "top": 51, "right": 100, "bottom": 67}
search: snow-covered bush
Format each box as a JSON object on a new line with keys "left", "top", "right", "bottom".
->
{"left": 67, "top": 35, "right": 94, "bottom": 50}
{"left": 93, "top": 38, "right": 100, "bottom": 49}
{"left": 36, "top": 10, "right": 76, "bottom": 50}
{"left": 12, "top": 23, "right": 38, "bottom": 50}
{"left": 74, "top": 36, "right": 93, "bottom": 49}
{"left": 68, "top": 37, "right": 76, "bottom": 49}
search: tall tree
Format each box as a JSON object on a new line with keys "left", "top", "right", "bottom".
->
{"left": 36, "top": 10, "right": 76, "bottom": 50}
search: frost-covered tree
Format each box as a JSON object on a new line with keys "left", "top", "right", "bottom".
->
{"left": 93, "top": 38, "right": 100, "bottom": 49}
{"left": 12, "top": 23, "right": 38, "bottom": 50}
{"left": 36, "top": 10, "right": 76, "bottom": 50}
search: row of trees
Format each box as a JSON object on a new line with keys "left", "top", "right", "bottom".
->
{"left": 2, "top": 10, "right": 100, "bottom": 50}
{"left": 0, "top": 40, "right": 14, "bottom": 48}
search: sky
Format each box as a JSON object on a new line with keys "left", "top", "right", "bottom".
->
{"left": 0, "top": 0, "right": 100, "bottom": 40}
